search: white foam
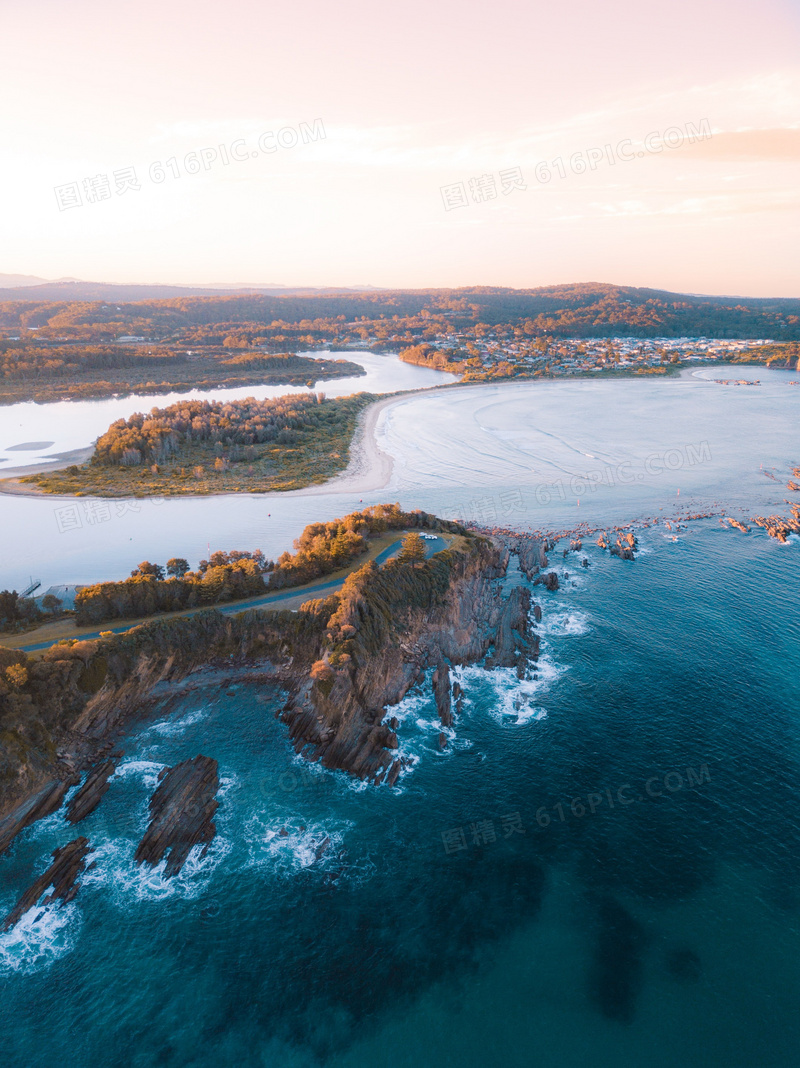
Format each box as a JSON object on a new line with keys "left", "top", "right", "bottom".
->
{"left": 0, "top": 901, "right": 82, "bottom": 976}
{"left": 83, "top": 834, "right": 233, "bottom": 904}
{"left": 453, "top": 660, "right": 563, "bottom": 726}
{"left": 540, "top": 609, "right": 591, "bottom": 637}
{"left": 242, "top": 815, "right": 349, "bottom": 875}
{"left": 113, "top": 759, "right": 167, "bottom": 791}
{"left": 144, "top": 707, "right": 209, "bottom": 738}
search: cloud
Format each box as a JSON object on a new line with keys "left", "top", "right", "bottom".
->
{"left": 683, "top": 127, "right": 800, "bottom": 161}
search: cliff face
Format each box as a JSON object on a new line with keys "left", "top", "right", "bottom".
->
{"left": 0, "top": 529, "right": 535, "bottom": 850}
{"left": 0, "top": 609, "right": 322, "bottom": 838}
{"left": 283, "top": 535, "right": 534, "bottom": 783}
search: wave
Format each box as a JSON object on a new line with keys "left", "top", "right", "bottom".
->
{"left": 143, "top": 707, "right": 209, "bottom": 738}
{"left": 241, "top": 813, "right": 350, "bottom": 876}
{"left": 83, "top": 834, "right": 233, "bottom": 904}
{"left": 0, "top": 902, "right": 82, "bottom": 976}
{"left": 113, "top": 759, "right": 167, "bottom": 791}
{"left": 540, "top": 609, "right": 591, "bottom": 637}
{"left": 453, "top": 656, "right": 565, "bottom": 727}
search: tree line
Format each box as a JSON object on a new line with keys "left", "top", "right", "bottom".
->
{"left": 0, "top": 344, "right": 183, "bottom": 381}
{"left": 73, "top": 505, "right": 459, "bottom": 625}
{"left": 3, "top": 284, "right": 799, "bottom": 342}
{"left": 91, "top": 392, "right": 361, "bottom": 468}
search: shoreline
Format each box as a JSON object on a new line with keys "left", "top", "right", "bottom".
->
{"left": 0, "top": 362, "right": 772, "bottom": 501}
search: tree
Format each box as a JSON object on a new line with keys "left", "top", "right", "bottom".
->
{"left": 0, "top": 590, "right": 20, "bottom": 626}
{"left": 131, "top": 561, "right": 165, "bottom": 581}
{"left": 166, "top": 558, "right": 190, "bottom": 578}
{"left": 41, "top": 594, "right": 63, "bottom": 613}
{"left": 397, "top": 532, "right": 426, "bottom": 565}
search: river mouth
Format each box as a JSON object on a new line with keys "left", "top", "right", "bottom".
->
{"left": 0, "top": 351, "right": 458, "bottom": 473}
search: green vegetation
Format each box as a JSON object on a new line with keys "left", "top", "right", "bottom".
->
{"left": 25, "top": 391, "right": 376, "bottom": 496}
{"left": 0, "top": 591, "right": 44, "bottom": 634}
{"left": 0, "top": 511, "right": 478, "bottom": 816}
{"left": 75, "top": 554, "right": 270, "bottom": 626}
{"left": 729, "top": 342, "right": 800, "bottom": 368}
{"left": 2, "top": 284, "right": 798, "bottom": 346}
{"left": 0, "top": 341, "right": 364, "bottom": 404}
{"left": 71, "top": 504, "right": 459, "bottom": 626}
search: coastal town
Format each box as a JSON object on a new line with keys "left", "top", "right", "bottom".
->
{"left": 389, "top": 332, "right": 779, "bottom": 380}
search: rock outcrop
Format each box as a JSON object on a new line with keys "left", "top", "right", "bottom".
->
{"left": 134, "top": 756, "right": 219, "bottom": 877}
{"left": 610, "top": 531, "right": 637, "bottom": 560}
{"left": 66, "top": 757, "right": 119, "bottom": 824}
{"left": 0, "top": 777, "right": 79, "bottom": 856}
{"left": 283, "top": 534, "right": 535, "bottom": 784}
{"left": 515, "top": 537, "right": 549, "bottom": 580}
{"left": 432, "top": 662, "right": 453, "bottom": 726}
{"left": 485, "top": 586, "right": 532, "bottom": 676}
{"left": 2, "top": 836, "right": 93, "bottom": 931}
{"left": 534, "top": 571, "right": 559, "bottom": 591}
{"left": 751, "top": 505, "right": 800, "bottom": 542}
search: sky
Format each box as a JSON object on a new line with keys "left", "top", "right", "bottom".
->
{"left": 1, "top": 0, "right": 799, "bottom": 296}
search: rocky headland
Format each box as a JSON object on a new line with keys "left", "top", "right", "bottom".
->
{"left": 0, "top": 509, "right": 544, "bottom": 917}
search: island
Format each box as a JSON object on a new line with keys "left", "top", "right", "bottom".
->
{"left": 22, "top": 391, "right": 376, "bottom": 496}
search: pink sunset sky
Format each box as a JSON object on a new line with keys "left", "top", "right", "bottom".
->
{"left": 1, "top": 0, "right": 799, "bottom": 295}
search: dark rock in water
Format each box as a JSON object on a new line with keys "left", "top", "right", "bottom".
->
{"left": 388, "top": 717, "right": 399, "bottom": 730}
{"left": 610, "top": 531, "right": 638, "bottom": 561}
{"left": 515, "top": 536, "right": 549, "bottom": 580}
{"left": 533, "top": 571, "right": 559, "bottom": 592}
{"left": 666, "top": 948, "right": 701, "bottom": 982}
{"left": 65, "top": 757, "right": 119, "bottom": 824}
{"left": 134, "top": 755, "right": 219, "bottom": 877}
{"left": 3, "top": 837, "right": 93, "bottom": 931}
{"left": 452, "top": 679, "right": 464, "bottom": 715}
{"left": 432, "top": 661, "right": 453, "bottom": 726}
{"left": 0, "top": 776, "right": 80, "bottom": 856}
{"left": 532, "top": 603, "right": 542, "bottom": 622}
{"left": 588, "top": 898, "right": 646, "bottom": 1023}
{"left": 386, "top": 759, "right": 402, "bottom": 786}
{"left": 438, "top": 731, "right": 448, "bottom": 749}
{"left": 484, "top": 586, "right": 532, "bottom": 676}
{"left": 314, "top": 836, "right": 331, "bottom": 861}
{"left": 581, "top": 557, "right": 589, "bottom": 568}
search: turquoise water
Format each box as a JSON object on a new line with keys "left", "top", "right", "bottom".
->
{"left": 2, "top": 521, "right": 799, "bottom": 1067}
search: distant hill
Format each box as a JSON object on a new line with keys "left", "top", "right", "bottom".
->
{"left": 0, "top": 277, "right": 385, "bottom": 302}
{"left": 0, "top": 282, "right": 797, "bottom": 338}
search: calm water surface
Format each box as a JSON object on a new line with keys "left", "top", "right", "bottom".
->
{"left": 0, "top": 363, "right": 796, "bottom": 590}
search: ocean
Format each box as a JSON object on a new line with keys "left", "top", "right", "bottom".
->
{"left": 1, "top": 520, "right": 798, "bottom": 1067}
{"left": 1, "top": 359, "right": 799, "bottom": 1066}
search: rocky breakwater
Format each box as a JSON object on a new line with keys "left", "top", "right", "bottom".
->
{"left": 134, "top": 756, "right": 219, "bottom": 877}
{"left": 282, "top": 533, "right": 535, "bottom": 785}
